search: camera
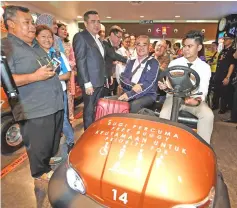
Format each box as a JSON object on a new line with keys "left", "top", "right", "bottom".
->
{"left": 1, "top": 51, "right": 19, "bottom": 99}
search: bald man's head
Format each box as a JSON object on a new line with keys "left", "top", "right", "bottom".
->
{"left": 155, "top": 39, "right": 167, "bottom": 57}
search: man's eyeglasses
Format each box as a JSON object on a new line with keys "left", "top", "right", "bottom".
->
{"left": 114, "top": 34, "right": 122, "bottom": 40}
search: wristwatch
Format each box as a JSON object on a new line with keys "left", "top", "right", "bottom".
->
{"left": 226, "top": 77, "right": 230, "bottom": 80}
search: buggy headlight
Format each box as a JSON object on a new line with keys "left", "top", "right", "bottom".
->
{"left": 172, "top": 186, "right": 215, "bottom": 208}
{"left": 66, "top": 167, "right": 86, "bottom": 194}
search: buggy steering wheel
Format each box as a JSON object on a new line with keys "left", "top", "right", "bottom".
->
{"left": 159, "top": 65, "right": 200, "bottom": 96}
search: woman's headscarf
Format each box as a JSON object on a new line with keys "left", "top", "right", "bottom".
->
{"left": 36, "top": 13, "right": 65, "bottom": 53}
{"left": 36, "top": 13, "right": 54, "bottom": 28}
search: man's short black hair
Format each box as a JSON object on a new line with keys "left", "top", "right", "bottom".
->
{"left": 212, "top": 41, "right": 218, "bottom": 46}
{"left": 3, "top": 5, "right": 30, "bottom": 30}
{"left": 109, "top": 25, "right": 123, "bottom": 35}
{"left": 83, "top": 10, "right": 98, "bottom": 22}
{"left": 185, "top": 30, "right": 204, "bottom": 45}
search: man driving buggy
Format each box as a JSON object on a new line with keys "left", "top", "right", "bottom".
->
{"left": 158, "top": 30, "right": 214, "bottom": 144}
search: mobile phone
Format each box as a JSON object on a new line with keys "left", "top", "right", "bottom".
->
{"left": 47, "top": 58, "right": 61, "bottom": 71}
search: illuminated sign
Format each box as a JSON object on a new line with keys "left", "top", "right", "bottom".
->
{"left": 153, "top": 24, "right": 172, "bottom": 37}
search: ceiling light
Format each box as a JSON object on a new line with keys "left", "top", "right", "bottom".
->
{"left": 129, "top": 1, "right": 144, "bottom": 6}
{"left": 77, "top": 15, "right": 82, "bottom": 18}
{"left": 175, "top": 15, "right": 180, "bottom": 18}
{"left": 106, "top": 16, "right": 112, "bottom": 19}
{"left": 140, "top": 16, "right": 144, "bottom": 18}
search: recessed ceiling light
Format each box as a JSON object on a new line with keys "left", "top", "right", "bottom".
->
{"left": 106, "top": 16, "right": 112, "bottom": 19}
{"left": 140, "top": 15, "right": 144, "bottom": 18}
{"left": 77, "top": 15, "right": 82, "bottom": 18}
{"left": 175, "top": 15, "right": 180, "bottom": 18}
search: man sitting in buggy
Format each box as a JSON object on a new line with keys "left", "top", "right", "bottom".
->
{"left": 158, "top": 30, "right": 214, "bottom": 144}
{"left": 118, "top": 35, "right": 159, "bottom": 113}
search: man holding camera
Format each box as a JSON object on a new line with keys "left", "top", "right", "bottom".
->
{"left": 2, "top": 6, "right": 64, "bottom": 180}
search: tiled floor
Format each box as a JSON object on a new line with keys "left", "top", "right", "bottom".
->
{"left": 1, "top": 111, "right": 237, "bottom": 208}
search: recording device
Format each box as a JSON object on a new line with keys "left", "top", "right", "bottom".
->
{"left": 46, "top": 57, "right": 61, "bottom": 72}
{"left": 1, "top": 51, "right": 19, "bottom": 99}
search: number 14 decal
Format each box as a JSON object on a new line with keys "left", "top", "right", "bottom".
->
{"left": 112, "top": 189, "right": 128, "bottom": 204}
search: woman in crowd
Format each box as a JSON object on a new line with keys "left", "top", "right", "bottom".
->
{"left": 36, "top": 13, "right": 65, "bottom": 53}
{"left": 35, "top": 25, "right": 74, "bottom": 153}
{"left": 115, "top": 33, "right": 131, "bottom": 85}
{"left": 128, "top": 33, "right": 137, "bottom": 59}
{"left": 56, "top": 23, "right": 76, "bottom": 121}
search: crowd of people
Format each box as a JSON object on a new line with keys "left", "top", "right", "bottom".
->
{"left": 2, "top": 5, "right": 237, "bottom": 181}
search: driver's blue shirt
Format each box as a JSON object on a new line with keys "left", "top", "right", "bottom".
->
{"left": 167, "top": 56, "right": 211, "bottom": 101}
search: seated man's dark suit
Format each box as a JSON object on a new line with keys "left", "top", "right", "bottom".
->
{"left": 120, "top": 56, "right": 159, "bottom": 113}
{"left": 103, "top": 39, "right": 127, "bottom": 95}
{"left": 73, "top": 29, "right": 106, "bottom": 129}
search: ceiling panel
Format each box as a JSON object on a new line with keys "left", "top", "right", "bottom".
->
{"left": 7, "top": 1, "right": 237, "bottom": 22}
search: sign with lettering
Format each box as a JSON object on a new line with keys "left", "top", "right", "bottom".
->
{"left": 139, "top": 20, "right": 153, "bottom": 24}
{"left": 95, "top": 118, "right": 190, "bottom": 178}
{"left": 74, "top": 116, "right": 215, "bottom": 207}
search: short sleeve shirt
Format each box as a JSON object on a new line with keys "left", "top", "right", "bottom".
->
{"left": 1, "top": 34, "right": 64, "bottom": 121}
{"left": 215, "top": 46, "right": 235, "bottom": 80}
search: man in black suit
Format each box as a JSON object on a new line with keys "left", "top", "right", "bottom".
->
{"left": 103, "top": 25, "right": 128, "bottom": 95}
{"left": 73, "top": 11, "right": 105, "bottom": 130}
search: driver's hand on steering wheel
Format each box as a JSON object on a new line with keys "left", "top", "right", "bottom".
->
{"left": 158, "top": 81, "right": 168, "bottom": 90}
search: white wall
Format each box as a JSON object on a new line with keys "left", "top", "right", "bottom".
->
{"left": 64, "top": 21, "right": 79, "bottom": 43}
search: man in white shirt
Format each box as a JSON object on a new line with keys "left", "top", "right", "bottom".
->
{"left": 98, "top": 24, "right": 105, "bottom": 40}
{"left": 73, "top": 11, "right": 106, "bottom": 130}
{"left": 116, "top": 33, "right": 131, "bottom": 84}
{"left": 158, "top": 30, "right": 214, "bottom": 144}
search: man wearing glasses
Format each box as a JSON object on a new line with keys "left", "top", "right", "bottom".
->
{"left": 154, "top": 40, "right": 170, "bottom": 103}
{"left": 103, "top": 25, "right": 128, "bottom": 95}
{"left": 119, "top": 35, "right": 159, "bottom": 113}
{"left": 154, "top": 40, "right": 170, "bottom": 71}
